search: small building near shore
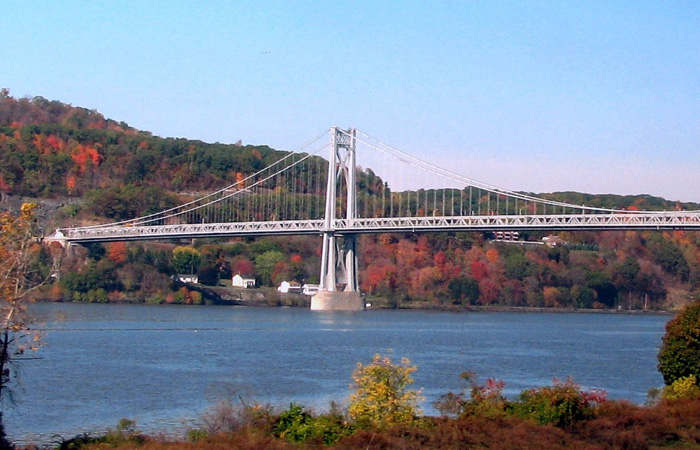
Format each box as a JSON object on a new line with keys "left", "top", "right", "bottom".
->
{"left": 278, "top": 280, "right": 302, "bottom": 293}
{"left": 302, "top": 284, "right": 319, "bottom": 296}
{"left": 232, "top": 274, "right": 256, "bottom": 288}
{"left": 177, "top": 274, "right": 199, "bottom": 284}
{"left": 542, "top": 235, "right": 566, "bottom": 247}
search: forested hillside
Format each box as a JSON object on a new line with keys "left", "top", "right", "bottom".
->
{"left": 1, "top": 92, "right": 698, "bottom": 310}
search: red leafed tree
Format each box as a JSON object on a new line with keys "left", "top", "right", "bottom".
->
{"left": 0, "top": 176, "right": 9, "bottom": 194}
{"left": 45, "top": 134, "right": 63, "bottom": 151}
{"left": 434, "top": 251, "right": 447, "bottom": 268}
{"left": 32, "top": 134, "right": 45, "bottom": 154}
{"left": 232, "top": 257, "right": 256, "bottom": 276}
{"left": 478, "top": 277, "right": 501, "bottom": 305}
{"left": 471, "top": 260, "right": 488, "bottom": 282}
{"left": 410, "top": 266, "right": 438, "bottom": 298}
{"left": 106, "top": 242, "right": 128, "bottom": 265}
{"left": 362, "top": 258, "right": 397, "bottom": 295}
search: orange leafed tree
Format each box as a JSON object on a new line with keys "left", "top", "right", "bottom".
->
{"left": 106, "top": 242, "right": 128, "bottom": 265}
{"left": 486, "top": 248, "right": 500, "bottom": 264}
{"left": 66, "top": 174, "right": 77, "bottom": 192}
{"left": 45, "top": 134, "right": 63, "bottom": 151}
{"left": 235, "top": 172, "right": 246, "bottom": 188}
{"left": 0, "top": 204, "right": 57, "bottom": 443}
{"left": 71, "top": 144, "right": 101, "bottom": 174}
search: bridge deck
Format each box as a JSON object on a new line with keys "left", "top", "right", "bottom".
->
{"left": 55, "top": 212, "right": 700, "bottom": 243}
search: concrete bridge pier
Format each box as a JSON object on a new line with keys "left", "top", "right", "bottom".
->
{"left": 310, "top": 291, "right": 364, "bottom": 311}
{"left": 314, "top": 231, "right": 364, "bottom": 311}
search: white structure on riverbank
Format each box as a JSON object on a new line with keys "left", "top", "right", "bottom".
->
{"left": 232, "top": 274, "right": 256, "bottom": 288}
{"left": 278, "top": 281, "right": 302, "bottom": 293}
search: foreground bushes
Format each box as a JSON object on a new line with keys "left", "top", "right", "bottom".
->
{"left": 50, "top": 383, "right": 700, "bottom": 450}
{"left": 52, "top": 398, "right": 700, "bottom": 450}
{"left": 511, "top": 378, "right": 607, "bottom": 427}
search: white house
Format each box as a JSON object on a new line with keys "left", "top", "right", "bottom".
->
{"left": 277, "top": 280, "right": 302, "bottom": 293}
{"left": 302, "top": 284, "right": 319, "bottom": 296}
{"left": 542, "top": 235, "right": 566, "bottom": 247}
{"left": 232, "top": 274, "right": 256, "bottom": 288}
{"left": 177, "top": 274, "right": 199, "bottom": 284}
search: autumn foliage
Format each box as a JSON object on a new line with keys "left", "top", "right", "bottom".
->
{"left": 0, "top": 92, "right": 287, "bottom": 198}
{"left": 2, "top": 92, "right": 700, "bottom": 310}
{"left": 348, "top": 354, "right": 422, "bottom": 428}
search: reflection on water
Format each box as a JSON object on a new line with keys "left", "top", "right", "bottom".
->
{"left": 5, "top": 303, "right": 669, "bottom": 445}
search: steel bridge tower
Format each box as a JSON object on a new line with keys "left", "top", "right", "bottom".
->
{"left": 311, "top": 127, "right": 364, "bottom": 311}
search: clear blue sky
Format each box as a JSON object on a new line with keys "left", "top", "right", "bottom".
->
{"left": 2, "top": 1, "right": 699, "bottom": 201}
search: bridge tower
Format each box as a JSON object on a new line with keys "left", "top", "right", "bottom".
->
{"left": 311, "top": 127, "right": 364, "bottom": 311}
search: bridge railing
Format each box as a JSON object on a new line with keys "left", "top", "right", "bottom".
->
{"left": 55, "top": 211, "right": 700, "bottom": 244}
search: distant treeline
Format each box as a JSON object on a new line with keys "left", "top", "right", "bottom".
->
{"left": 2, "top": 92, "right": 699, "bottom": 309}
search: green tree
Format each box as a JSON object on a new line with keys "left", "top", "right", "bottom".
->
{"left": 570, "top": 285, "right": 595, "bottom": 309}
{"left": 172, "top": 247, "right": 201, "bottom": 275}
{"left": 586, "top": 271, "right": 618, "bottom": 307}
{"left": 448, "top": 276, "right": 480, "bottom": 305}
{"left": 658, "top": 301, "right": 700, "bottom": 385}
{"left": 649, "top": 235, "right": 690, "bottom": 281}
{"left": 254, "top": 250, "right": 285, "bottom": 286}
{"left": 348, "top": 353, "right": 422, "bottom": 428}
{"left": 504, "top": 252, "right": 533, "bottom": 280}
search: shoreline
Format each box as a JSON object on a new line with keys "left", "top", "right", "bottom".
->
{"left": 35, "top": 291, "right": 675, "bottom": 315}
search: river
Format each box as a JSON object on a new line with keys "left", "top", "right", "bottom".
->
{"left": 4, "top": 303, "right": 670, "bottom": 445}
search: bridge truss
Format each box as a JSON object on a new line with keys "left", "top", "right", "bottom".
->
{"left": 59, "top": 212, "right": 700, "bottom": 244}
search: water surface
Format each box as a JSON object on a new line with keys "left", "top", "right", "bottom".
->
{"left": 4, "top": 303, "right": 669, "bottom": 445}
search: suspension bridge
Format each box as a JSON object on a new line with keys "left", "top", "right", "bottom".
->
{"left": 50, "top": 127, "right": 700, "bottom": 310}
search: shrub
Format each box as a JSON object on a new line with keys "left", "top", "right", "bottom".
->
{"left": 311, "top": 412, "right": 354, "bottom": 445}
{"left": 662, "top": 374, "right": 700, "bottom": 400}
{"left": 658, "top": 301, "right": 700, "bottom": 385}
{"left": 510, "top": 378, "right": 606, "bottom": 428}
{"left": 146, "top": 291, "right": 165, "bottom": 304}
{"left": 348, "top": 353, "right": 422, "bottom": 428}
{"left": 186, "top": 428, "right": 207, "bottom": 442}
{"left": 274, "top": 403, "right": 315, "bottom": 442}
{"left": 58, "top": 418, "right": 145, "bottom": 449}
{"left": 273, "top": 403, "right": 353, "bottom": 445}
{"left": 201, "top": 398, "right": 275, "bottom": 435}
{"left": 434, "top": 371, "right": 507, "bottom": 418}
